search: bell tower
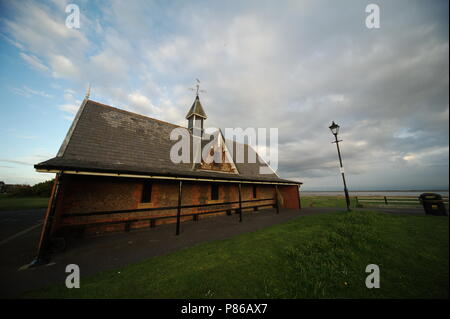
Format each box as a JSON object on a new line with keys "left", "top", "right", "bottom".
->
{"left": 186, "top": 80, "right": 207, "bottom": 137}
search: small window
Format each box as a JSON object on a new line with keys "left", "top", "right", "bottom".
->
{"left": 141, "top": 182, "right": 152, "bottom": 203}
{"left": 211, "top": 183, "right": 219, "bottom": 200}
{"left": 253, "top": 185, "right": 257, "bottom": 198}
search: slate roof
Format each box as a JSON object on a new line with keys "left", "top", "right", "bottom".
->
{"left": 185, "top": 95, "right": 207, "bottom": 119}
{"left": 35, "top": 99, "right": 301, "bottom": 184}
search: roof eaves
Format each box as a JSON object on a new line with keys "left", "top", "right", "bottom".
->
{"left": 34, "top": 160, "right": 302, "bottom": 185}
{"left": 189, "top": 112, "right": 207, "bottom": 119}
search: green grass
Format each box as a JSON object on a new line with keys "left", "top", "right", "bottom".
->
{"left": 301, "top": 196, "right": 358, "bottom": 208}
{"left": 301, "top": 195, "right": 447, "bottom": 210}
{"left": 24, "top": 210, "right": 448, "bottom": 299}
{"left": 0, "top": 194, "right": 49, "bottom": 211}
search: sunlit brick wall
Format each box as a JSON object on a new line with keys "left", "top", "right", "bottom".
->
{"left": 50, "top": 175, "right": 299, "bottom": 237}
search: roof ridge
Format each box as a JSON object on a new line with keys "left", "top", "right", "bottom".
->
{"left": 56, "top": 98, "right": 89, "bottom": 157}
{"left": 87, "top": 99, "right": 187, "bottom": 129}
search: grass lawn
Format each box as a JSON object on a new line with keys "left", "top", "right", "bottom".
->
{"left": 0, "top": 194, "right": 49, "bottom": 211}
{"left": 24, "top": 210, "right": 449, "bottom": 298}
{"left": 300, "top": 196, "right": 445, "bottom": 209}
{"left": 301, "top": 195, "right": 358, "bottom": 208}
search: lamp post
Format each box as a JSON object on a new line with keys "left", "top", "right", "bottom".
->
{"left": 329, "top": 121, "right": 351, "bottom": 211}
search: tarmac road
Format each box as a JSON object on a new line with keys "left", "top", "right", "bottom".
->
{"left": 0, "top": 209, "right": 45, "bottom": 243}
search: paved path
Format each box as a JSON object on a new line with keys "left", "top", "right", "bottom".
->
{"left": 0, "top": 206, "right": 430, "bottom": 298}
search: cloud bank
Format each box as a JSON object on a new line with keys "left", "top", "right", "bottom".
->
{"left": 0, "top": 0, "right": 448, "bottom": 189}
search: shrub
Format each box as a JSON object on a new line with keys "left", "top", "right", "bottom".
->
{"left": 9, "top": 179, "right": 54, "bottom": 197}
{"left": 32, "top": 179, "right": 54, "bottom": 197}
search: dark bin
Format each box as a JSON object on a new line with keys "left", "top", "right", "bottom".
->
{"left": 419, "top": 193, "right": 447, "bottom": 216}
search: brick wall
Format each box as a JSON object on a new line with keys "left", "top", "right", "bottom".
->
{"left": 278, "top": 185, "right": 300, "bottom": 209}
{"left": 50, "top": 174, "right": 300, "bottom": 237}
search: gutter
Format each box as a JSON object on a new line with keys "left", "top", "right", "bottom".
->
{"left": 36, "top": 168, "right": 302, "bottom": 186}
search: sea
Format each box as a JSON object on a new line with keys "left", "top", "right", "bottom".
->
{"left": 302, "top": 190, "right": 449, "bottom": 197}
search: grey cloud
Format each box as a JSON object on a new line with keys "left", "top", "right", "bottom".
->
{"left": 2, "top": 0, "right": 448, "bottom": 189}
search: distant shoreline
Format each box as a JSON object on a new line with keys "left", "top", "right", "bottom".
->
{"left": 301, "top": 190, "right": 449, "bottom": 197}
{"left": 302, "top": 190, "right": 449, "bottom": 193}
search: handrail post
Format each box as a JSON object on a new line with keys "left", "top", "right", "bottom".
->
{"left": 176, "top": 181, "right": 183, "bottom": 235}
{"left": 238, "top": 183, "right": 242, "bottom": 222}
{"left": 275, "top": 185, "right": 280, "bottom": 214}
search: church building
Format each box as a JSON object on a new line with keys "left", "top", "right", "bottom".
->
{"left": 34, "top": 91, "right": 302, "bottom": 258}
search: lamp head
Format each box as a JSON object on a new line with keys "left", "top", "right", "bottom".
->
{"left": 329, "top": 121, "right": 340, "bottom": 136}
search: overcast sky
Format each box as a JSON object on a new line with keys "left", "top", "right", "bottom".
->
{"left": 0, "top": 0, "right": 448, "bottom": 190}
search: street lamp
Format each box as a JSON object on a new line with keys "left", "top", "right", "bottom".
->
{"left": 329, "top": 121, "right": 351, "bottom": 211}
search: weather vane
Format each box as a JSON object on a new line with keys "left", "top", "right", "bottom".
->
{"left": 189, "top": 78, "right": 206, "bottom": 97}
{"left": 85, "top": 83, "right": 91, "bottom": 99}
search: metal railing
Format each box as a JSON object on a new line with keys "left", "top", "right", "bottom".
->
{"left": 60, "top": 197, "right": 280, "bottom": 235}
{"left": 355, "top": 196, "right": 449, "bottom": 206}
